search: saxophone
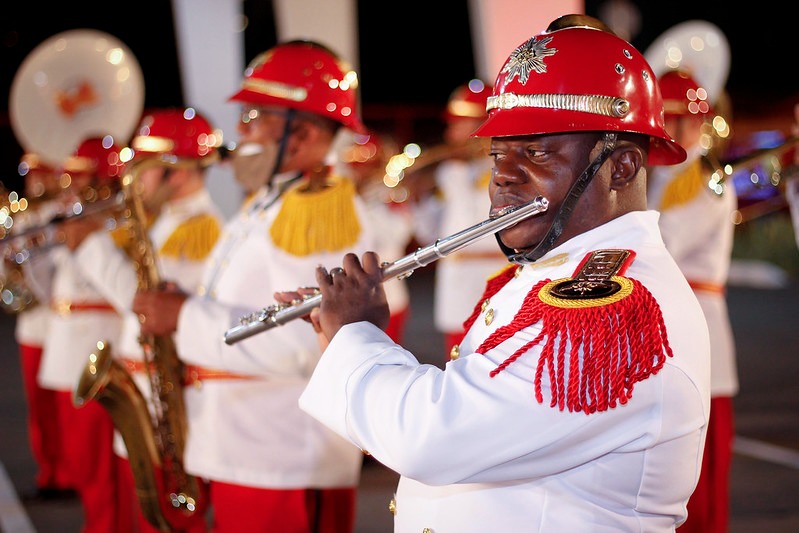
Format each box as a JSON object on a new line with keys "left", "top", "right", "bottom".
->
{"left": 74, "top": 159, "right": 208, "bottom": 532}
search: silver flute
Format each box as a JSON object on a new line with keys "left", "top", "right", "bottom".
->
{"left": 223, "top": 195, "right": 549, "bottom": 345}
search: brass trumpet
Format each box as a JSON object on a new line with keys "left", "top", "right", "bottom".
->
{"left": 377, "top": 138, "right": 490, "bottom": 204}
{"left": 0, "top": 185, "right": 125, "bottom": 264}
{"left": 722, "top": 135, "right": 799, "bottom": 224}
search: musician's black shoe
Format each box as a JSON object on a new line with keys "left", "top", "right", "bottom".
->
{"left": 21, "top": 487, "right": 79, "bottom": 503}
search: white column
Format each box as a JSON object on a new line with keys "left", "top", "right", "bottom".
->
{"left": 468, "top": 0, "right": 584, "bottom": 83}
{"left": 171, "top": 0, "right": 245, "bottom": 220}
{"left": 272, "top": 0, "right": 358, "bottom": 69}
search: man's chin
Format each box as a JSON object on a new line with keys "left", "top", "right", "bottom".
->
{"left": 498, "top": 231, "right": 540, "bottom": 253}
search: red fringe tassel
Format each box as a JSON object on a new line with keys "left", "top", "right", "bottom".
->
{"left": 466, "top": 273, "right": 673, "bottom": 414}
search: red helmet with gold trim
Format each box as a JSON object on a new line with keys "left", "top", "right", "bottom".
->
{"left": 131, "top": 108, "right": 221, "bottom": 163}
{"left": 228, "top": 40, "right": 365, "bottom": 133}
{"left": 444, "top": 79, "right": 493, "bottom": 122}
{"left": 659, "top": 69, "right": 713, "bottom": 117}
{"left": 63, "top": 136, "right": 124, "bottom": 180}
{"left": 472, "top": 18, "right": 686, "bottom": 165}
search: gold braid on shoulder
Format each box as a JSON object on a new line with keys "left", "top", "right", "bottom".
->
{"left": 269, "top": 176, "right": 361, "bottom": 256}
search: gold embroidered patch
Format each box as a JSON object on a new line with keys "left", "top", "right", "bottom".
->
{"left": 538, "top": 249, "right": 633, "bottom": 308}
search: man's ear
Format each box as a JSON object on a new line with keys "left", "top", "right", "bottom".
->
{"left": 609, "top": 146, "right": 644, "bottom": 190}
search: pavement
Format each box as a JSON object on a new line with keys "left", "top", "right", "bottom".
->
{"left": 1, "top": 265, "right": 798, "bottom": 532}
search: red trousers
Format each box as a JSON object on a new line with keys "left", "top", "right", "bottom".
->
{"left": 209, "top": 480, "right": 356, "bottom": 533}
{"left": 55, "top": 390, "right": 120, "bottom": 533}
{"left": 680, "top": 396, "right": 734, "bottom": 533}
{"left": 385, "top": 307, "right": 410, "bottom": 344}
{"left": 116, "top": 455, "right": 209, "bottom": 533}
{"left": 19, "top": 343, "right": 71, "bottom": 490}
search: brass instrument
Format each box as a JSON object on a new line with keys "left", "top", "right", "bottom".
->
{"left": 644, "top": 20, "right": 733, "bottom": 169}
{"left": 0, "top": 187, "right": 126, "bottom": 264}
{"left": 224, "top": 195, "right": 550, "bottom": 345}
{"left": 10, "top": 29, "right": 144, "bottom": 167}
{"left": 5, "top": 28, "right": 144, "bottom": 312}
{"left": 382, "top": 139, "right": 490, "bottom": 203}
{"left": 722, "top": 136, "right": 799, "bottom": 223}
{"left": 74, "top": 158, "right": 208, "bottom": 532}
{"left": 0, "top": 187, "right": 38, "bottom": 312}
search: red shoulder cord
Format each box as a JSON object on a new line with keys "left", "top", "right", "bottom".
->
{"left": 463, "top": 252, "right": 673, "bottom": 415}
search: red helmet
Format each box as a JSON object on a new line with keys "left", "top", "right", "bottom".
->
{"left": 63, "top": 136, "right": 124, "bottom": 180}
{"left": 472, "top": 19, "right": 686, "bottom": 165}
{"left": 444, "top": 79, "right": 493, "bottom": 122}
{"left": 131, "top": 107, "right": 221, "bottom": 162}
{"left": 659, "top": 70, "right": 713, "bottom": 117}
{"left": 228, "top": 40, "right": 365, "bottom": 133}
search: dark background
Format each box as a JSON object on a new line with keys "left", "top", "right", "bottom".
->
{"left": 2, "top": 1, "right": 797, "bottom": 193}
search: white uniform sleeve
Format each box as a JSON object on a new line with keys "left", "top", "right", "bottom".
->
{"left": 21, "top": 251, "right": 55, "bottom": 304}
{"left": 300, "top": 321, "right": 705, "bottom": 486}
{"left": 73, "top": 231, "right": 137, "bottom": 312}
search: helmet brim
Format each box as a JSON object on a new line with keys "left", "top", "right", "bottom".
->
{"left": 472, "top": 109, "right": 687, "bottom": 166}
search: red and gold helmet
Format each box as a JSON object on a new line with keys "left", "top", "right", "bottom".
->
{"left": 63, "top": 136, "right": 124, "bottom": 180}
{"left": 228, "top": 40, "right": 365, "bottom": 133}
{"left": 472, "top": 18, "right": 686, "bottom": 165}
{"left": 659, "top": 69, "right": 713, "bottom": 117}
{"left": 131, "top": 107, "right": 221, "bottom": 163}
{"left": 444, "top": 79, "right": 493, "bottom": 122}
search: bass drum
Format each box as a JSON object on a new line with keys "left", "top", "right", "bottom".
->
{"left": 9, "top": 28, "right": 145, "bottom": 166}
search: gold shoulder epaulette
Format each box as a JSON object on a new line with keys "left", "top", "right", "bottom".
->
{"left": 269, "top": 176, "right": 361, "bottom": 256}
{"left": 158, "top": 213, "right": 222, "bottom": 260}
{"left": 110, "top": 225, "right": 131, "bottom": 250}
{"left": 658, "top": 159, "right": 705, "bottom": 210}
{"left": 476, "top": 168, "right": 492, "bottom": 189}
{"left": 476, "top": 249, "right": 674, "bottom": 415}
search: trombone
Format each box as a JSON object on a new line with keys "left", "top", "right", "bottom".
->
{"left": 0, "top": 185, "right": 125, "bottom": 265}
{"left": 721, "top": 136, "right": 799, "bottom": 224}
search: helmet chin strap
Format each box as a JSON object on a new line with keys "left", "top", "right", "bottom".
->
{"left": 266, "top": 108, "right": 296, "bottom": 189}
{"left": 497, "top": 132, "right": 618, "bottom": 264}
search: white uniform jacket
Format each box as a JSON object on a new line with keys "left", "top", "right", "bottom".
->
{"left": 175, "top": 174, "right": 375, "bottom": 489}
{"left": 7, "top": 202, "right": 62, "bottom": 346}
{"left": 787, "top": 175, "right": 799, "bottom": 249}
{"left": 431, "top": 158, "right": 510, "bottom": 334}
{"left": 300, "top": 211, "right": 711, "bottom": 532}
{"left": 358, "top": 181, "right": 414, "bottom": 317}
{"left": 648, "top": 152, "right": 739, "bottom": 397}
{"left": 75, "top": 188, "right": 224, "bottom": 456}
{"left": 37, "top": 246, "right": 123, "bottom": 392}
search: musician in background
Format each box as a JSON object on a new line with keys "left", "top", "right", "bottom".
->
{"left": 419, "top": 80, "right": 510, "bottom": 361}
{"left": 65, "top": 108, "right": 224, "bottom": 532}
{"left": 33, "top": 137, "right": 125, "bottom": 532}
{"left": 341, "top": 130, "right": 415, "bottom": 343}
{"left": 647, "top": 69, "right": 738, "bottom": 533}
{"left": 6, "top": 154, "right": 75, "bottom": 500}
{"left": 787, "top": 103, "right": 799, "bottom": 249}
{"left": 294, "top": 16, "right": 711, "bottom": 530}
{"left": 133, "top": 41, "right": 376, "bottom": 532}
